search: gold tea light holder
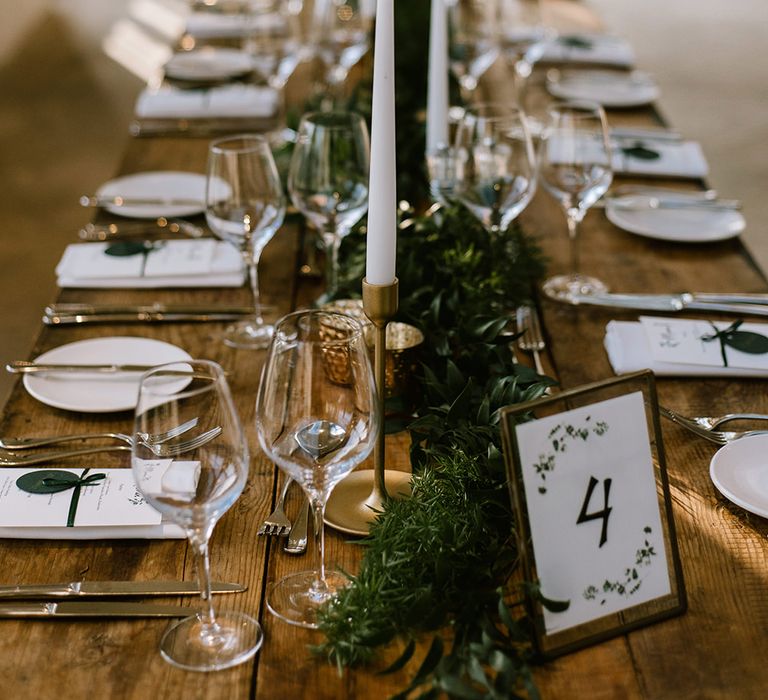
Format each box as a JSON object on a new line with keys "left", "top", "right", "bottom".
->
{"left": 324, "top": 280, "right": 413, "bottom": 535}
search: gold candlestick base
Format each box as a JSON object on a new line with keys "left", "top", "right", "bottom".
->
{"left": 325, "top": 278, "right": 411, "bottom": 536}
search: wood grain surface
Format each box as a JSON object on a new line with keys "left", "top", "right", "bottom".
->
{"left": 1, "top": 5, "right": 768, "bottom": 698}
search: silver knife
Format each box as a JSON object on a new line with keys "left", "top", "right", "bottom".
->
{"left": 567, "top": 292, "right": 768, "bottom": 316}
{"left": 44, "top": 312, "right": 253, "bottom": 325}
{"left": 47, "top": 303, "right": 254, "bottom": 315}
{"left": 80, "top": 195, "right": 204, "bottom": 209}
{"left": 0, "top": 601, "right": 191, "bottom": 618}
{"left": 608, "top": 197, "right": 742, "bottom": 212}
{"left": 6, "top": 361, "right": 160, "bottom": 374}
{"left": 0, "top": 581, "right": 245, "bottom": 599}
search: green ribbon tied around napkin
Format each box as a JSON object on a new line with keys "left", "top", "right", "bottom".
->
{"left": 16, "top": 468, "right": 106, "bottom": 527}
{"left": 701, "top": 320, "right": 768, "bottom": 367}
{"left": 620, "top": 141, "right": 660, "bottom": 161}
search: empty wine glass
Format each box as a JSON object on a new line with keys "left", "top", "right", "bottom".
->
{"left": 538, "top": 100, "right": 613, "bottom": 301}
{"left": 446, "top": 0, "right": 500, "bottom": 103}
{"left": 206, "top": 134, "right": 286, "bottom": 349}
{"left": 287, "top": 111, "right": 370, "bottom": 301}
{"left": 244, "top": 0, "right": 311, "bottom": 92}
{"left": 312, "top": 0, "right": 371, "bottom": 104}
{"left": 453, "top": 103, "right": 537, "bottom": 233}
{"left": 498, "top": 0, "right": 555, "bottom": 132}
{"left": 132, "top": 360, "right": 261, "bottom": 671}
{"left": 255, "top": 310, "right": 378, "bottom": 628}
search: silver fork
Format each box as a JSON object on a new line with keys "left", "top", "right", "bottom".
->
{"left": 257, "top": 477, "right": 293, "bottom": 536}
{"left": 0, "top": 426, "right": 221, "bottom": 466}
{"left": 658, "top": 406, "right": 768, "bottom": 431}
{"left": 516, "top": 305, "right": 546, "bottom": 376}
{"left": 659, "top": 407, "right": 768, "bottom": 445}
{"left": 0, "top": 417, "right": 199, "bottom": 450}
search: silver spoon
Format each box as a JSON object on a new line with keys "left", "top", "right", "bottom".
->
{"left": 294, "top": 420, "right": 347, "bottom": 459}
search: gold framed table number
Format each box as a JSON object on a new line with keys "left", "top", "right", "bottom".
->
{"left": 500, "top": 370, "right": 687, "bottom": 658}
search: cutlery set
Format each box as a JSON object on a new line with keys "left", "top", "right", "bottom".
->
{"left": 257, "top": 477, "right": 309, "bottom": 555}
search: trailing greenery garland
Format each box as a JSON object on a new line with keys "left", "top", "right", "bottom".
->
{"left": 305, "top": 3, "right": 556, "bottom": 697}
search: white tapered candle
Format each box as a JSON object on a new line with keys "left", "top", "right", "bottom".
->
{"left": 365, "top": 0, "right": 397, "bottom": 287}
{"left": 426, "top": 0, "right": 449, "bottom": 152}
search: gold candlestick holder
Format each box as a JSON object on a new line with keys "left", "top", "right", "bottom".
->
{"left": 324, "top": 278, "right": 412, "bottom": 535}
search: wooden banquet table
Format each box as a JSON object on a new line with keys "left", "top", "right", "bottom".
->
{"left": 3, "top": 13, "right": 768, "bottom": 700}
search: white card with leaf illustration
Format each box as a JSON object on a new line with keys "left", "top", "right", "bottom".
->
{"left": 515, "top": 391, "right": 671, "bottom": 634}
{"left": 640, "top": 316, "right": 768, "bottom": 370}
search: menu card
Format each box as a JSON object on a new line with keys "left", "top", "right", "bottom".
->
{"left": 55, "top": 239, "right": 246, "bottom": 288}
{"left": 640, "top": 316, "right": 768, "bottom": 370}
{"left": 0, "top": 461, "right": 195, "bottom": 539}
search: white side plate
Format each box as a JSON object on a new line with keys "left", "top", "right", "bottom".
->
{"left": 96, "top": 171, "right": 206, "bottom": 219}
{"left": 24, "top": 337, "right": 192, "bottom": 413}
{"left": 710, "top": 434, "right": 768, "bottom": 519}
{"left": 606, "top": 195, "right": 746, "bottom": 243}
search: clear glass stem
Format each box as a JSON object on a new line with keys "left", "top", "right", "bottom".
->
{"left": 310, "top": 496, "right": 328, "bottom": 593}
{"left": 323, "top": 233, "right": 342, "bottom": 299}
{"left": 246, "top": 256, "right": 265, "bottom": 326}
{"left": 193, "top": 536, "right": 218, "bottom": 635}
{"left": 566, "top": 213, "right": 580, "bottom": 276}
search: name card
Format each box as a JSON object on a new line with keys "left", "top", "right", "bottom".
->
{"left": 501, "top": 371, "right": 686, "bottom": 657}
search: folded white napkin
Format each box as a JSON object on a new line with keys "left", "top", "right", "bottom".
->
{"left": 614, "top": 140, "right": 709, "bottom": 179}
{"left": 56, "top": 239, "right": 246, "bottom": 289}
{"left": 135, "top": 84, "right": 278, "bottom": 120}
{"left": 604, "top": 320, "right": 768, "bottom": 377}
{"left": 542, "top": 33, "right": 635, "bottom": 68}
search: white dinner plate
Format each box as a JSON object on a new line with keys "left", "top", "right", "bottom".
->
{"left": 96, "top": 171, "right": 206, "bottom": 219}
{"left": 24, "top": 337, "right": 192, "bottom": 413}
{"left": 606, "top": 195, "right": 746, "bottom": 243}
{"left": 710, "top": 434, "right": 768, "bottom": 519}
{"left": 163, "top": 48, "right": 256, "bottom": 82}
{"left": 546, "top": 70, "right": 660, "bottom": 107}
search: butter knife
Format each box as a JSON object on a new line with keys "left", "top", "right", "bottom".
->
{"left": 80, "top": 195, "right": 203, "bottom": 209}
{"left": 567, "top": 292, "right": 768, "bottom": 316}
{"left": 0, "top": 581, "right": 245, "bottom": 599}
{"left": 6, "top": 361, "right": 160, "bottom": 374}
{"left": 0, "top": 601, "right": 191, "bottom": 618}
{"left": 44, "top": 312, "right": 252, "bottom": 325}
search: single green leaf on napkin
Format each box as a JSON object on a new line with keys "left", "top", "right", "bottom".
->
{"left": 559, "top": 35, "right": 593, "bottom": 50}
{"left": 621, "top": 142, "right": 660, "bottom": 161}
{"left": 701, "top": 320, "right": 768, "bottom": 367}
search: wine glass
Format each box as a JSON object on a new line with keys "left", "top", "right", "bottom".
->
{"left": 206, "top": 134, "right": 286, "bottom": 349}
{"left": 453, "top": 103, "right": 537, "bottom": 233}
{"left": 255, "top": 310, "right": 378, "bottom": 628}
{"left": 243, "top": 0, "right": 311, "bottom": 93}
{"left": 446, "top": 0, "right": 500, "bottom": 103}
{"left": 287, "top": 111, "right": 370, "bottom": 301}
{"left": 312, "top": 0, "right": 371, "bottom": 104}
{"left": 538, "top": 100, "right": 614, "bottom": 301}
{"left": 132, "top": 360, "right": 262, "bottom": 671}
{"left": 498, "top": 0, "right": 555, "bottom": 132}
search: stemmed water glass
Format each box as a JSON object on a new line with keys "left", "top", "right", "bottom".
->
{"left": 255, "top": 310, "right": 378, "bottom": 628}
{"left": 538, "top": 100, "right": 614, "bottom": 301}
{"left": 498, "top": 0, "right": 555, "bottom": 131}
{"left": 447, "top": 0, "right": 500, "bottom": 103}
{"left": 312, "top": 0, "right": 371, "bottom": 104}
{"left": 287, "top": 111, "right": 370, "bottom": 301}
{"left": 206, "top": 134, "right": 286, "bottom": 349}
{"left": 453, "top": 103, "right": 537, "bottom": 234}
{"left": 132, "top": 360, "right": 262, "bottom": 671}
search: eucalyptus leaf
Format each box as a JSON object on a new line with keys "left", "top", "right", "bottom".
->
{"left": 724, "top": 330, "right": 768, "bottom": 354}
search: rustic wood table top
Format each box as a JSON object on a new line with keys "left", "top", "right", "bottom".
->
{"left": 2, "top": 7, "right": 768, "bottom": 699}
